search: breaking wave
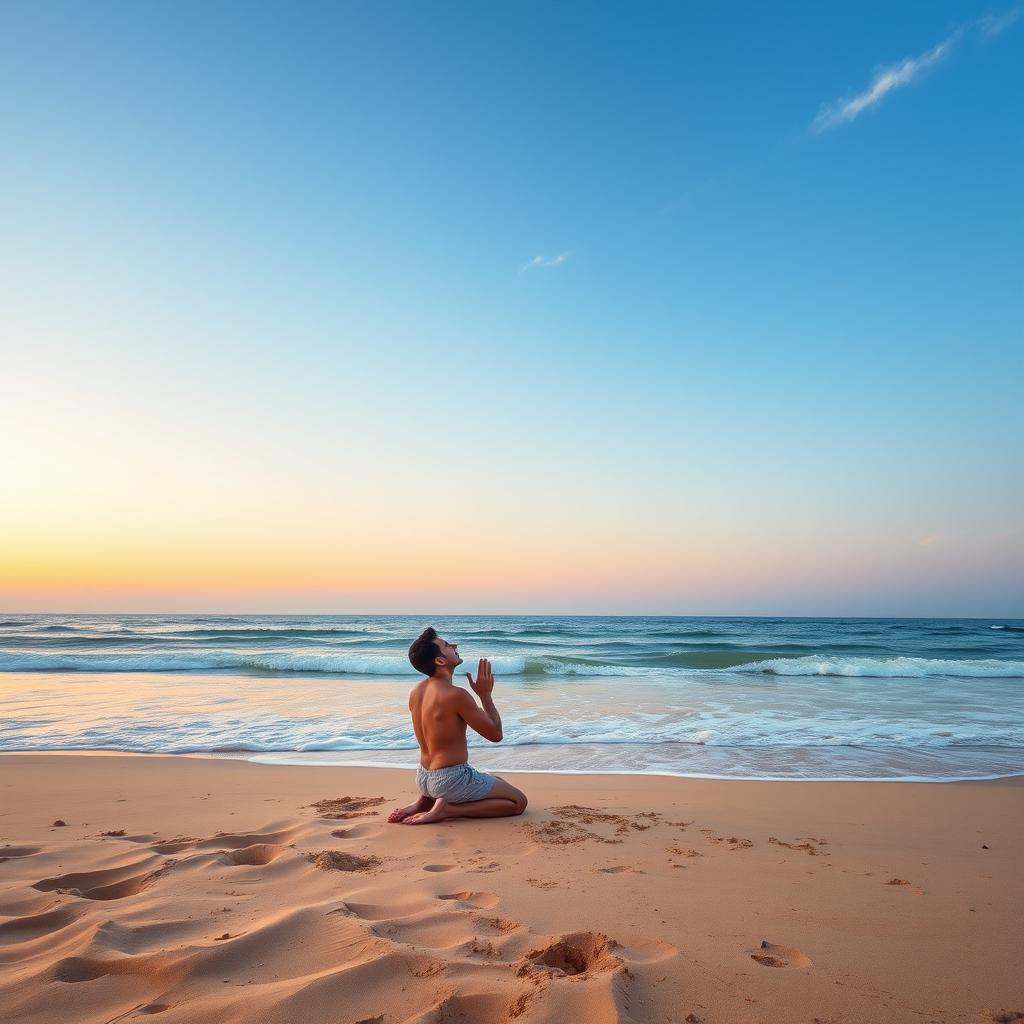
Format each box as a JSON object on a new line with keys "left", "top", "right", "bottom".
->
{"left": 1, "top": 650, "right": 1022, "bottom": 679}
{"left": 732, "top": 655, "right": 1024, "bottom": 678}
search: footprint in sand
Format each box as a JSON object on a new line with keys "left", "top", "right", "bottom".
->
{"left": 519, "top": 931, "right": 622, "bottom": 978}
{"left": 63, "top": 871, "right": 164, "bottom": 902}
{"left": 33, "top": 860, "right": 168, "bottom": 902}
{"left": 0, "top": 845, "right": 42, "bottom": 860}
{"left": 217, "top": 844, "right": 291, "bottom": 867}
{"left": 342, "top": 898, "right": 435, "bottom": 921}
{"left": 329, "top": 823, "right": 381, "bottom": 840}
{"left": 749, "top": 939, "right": 812, "bottom": 969}
{"left": 199, "top": 824, "right": 304, "bottom": 850}
{"left": 437, "top": 890, "right": 500, "bottom": 909}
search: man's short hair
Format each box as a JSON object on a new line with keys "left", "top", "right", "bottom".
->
{"left": 409, "top": 626, "right": 441, "bottom": 676}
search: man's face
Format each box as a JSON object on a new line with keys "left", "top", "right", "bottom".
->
{"left": 436, "top": 636, "right": 463, "bottom": 669}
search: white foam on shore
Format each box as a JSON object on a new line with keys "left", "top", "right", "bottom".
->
{"left": 240, "top": 751, "right": 1024, "bottom": 784}
{"left": 737, "top": 655, "right": 1024, "bottom": 678}
{"left": 2, "top": 650, "right": 1023, "bottom": 678}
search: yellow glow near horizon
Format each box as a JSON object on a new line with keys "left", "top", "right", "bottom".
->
{"left": 3, "top": 315, "right": 1020, "bottom": 615}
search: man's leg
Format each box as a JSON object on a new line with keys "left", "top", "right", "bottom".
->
{"left": 401, "top": 778, "right": 527, "bottom": 825}
{"left": 388, "top": 794, "right": 436, "bottom": 823}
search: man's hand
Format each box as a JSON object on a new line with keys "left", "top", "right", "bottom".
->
{"left": 466, "top": 658, "right": 494, "bottom": 697}
{"left": 462, "top": 659, "right": 502, "bottom": 743}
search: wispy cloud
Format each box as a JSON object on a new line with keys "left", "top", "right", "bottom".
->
{"left": 978, "top": 6, "right": 1021, "bottom": 36}
{"left": 520, "top": 251, "right": 574, "bottom": 272}
{"left": 811, "top": 9, "right": 1020, "bottom": 134}
{"left": 812, "top": 34, "right": 957, "bottom": 133}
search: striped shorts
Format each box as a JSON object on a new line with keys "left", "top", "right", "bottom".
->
{"left": 416, "top": 762, "right": 498, "bottom": 803}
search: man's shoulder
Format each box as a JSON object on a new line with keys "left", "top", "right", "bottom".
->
{"left": 412, "top": 679, "right": 466, "bottom": 699}
{"left": 432, "top": 683, "right": 473, "bottom": 709}
{"left": 436, "top": 681, "right": 470, "bottom": 699}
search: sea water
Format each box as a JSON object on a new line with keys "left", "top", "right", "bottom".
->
{"left": 1, "top": 614, "right": 1022, "bottom": 780}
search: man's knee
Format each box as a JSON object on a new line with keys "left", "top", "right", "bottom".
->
{"left": 489, "top": 778, "right": 527, "bottom": 815}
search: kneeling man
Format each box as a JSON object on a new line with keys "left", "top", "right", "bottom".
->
{"left": 388, "top": 627, "right": 528, "bottom": 825}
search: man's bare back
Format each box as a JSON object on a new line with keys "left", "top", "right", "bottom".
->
{"left": 388, "top": 631, "right": 528, "bottom": 825}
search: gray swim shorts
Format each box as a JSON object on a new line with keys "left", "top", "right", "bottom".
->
{"left": 416, "top": 762, "right": 498, "bottom": 803}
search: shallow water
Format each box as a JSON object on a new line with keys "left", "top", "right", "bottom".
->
{"left": 1, "top": 614, "right": 1022, "bottom": 780}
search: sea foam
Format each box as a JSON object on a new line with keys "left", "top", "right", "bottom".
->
{"left": 1, "top": 650, "right": 1022, "bottom": 679}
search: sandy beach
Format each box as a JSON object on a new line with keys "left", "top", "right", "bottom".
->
{"left": 1, "top": 754, "right": 1021, "bottom": 1024}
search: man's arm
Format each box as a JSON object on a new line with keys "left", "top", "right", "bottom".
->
{"left": 457, "top": 658, "right": 503, "bottom": 742}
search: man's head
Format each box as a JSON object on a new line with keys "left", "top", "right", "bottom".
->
{"left": 408, "top": 626, "right": 463, "bottom": 678}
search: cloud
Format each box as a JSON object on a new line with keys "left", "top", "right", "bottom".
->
{"left": 520, "top": 251, "right": 574, "bottom": 271}
{"left": 978, "top": 7, "right": 1021, "bottom": 36}
{"left": 812, "top": 34, "right": 957, "bottom": 133}
{"left": 812, "top": 11, "right": 1020, "bottom": 133}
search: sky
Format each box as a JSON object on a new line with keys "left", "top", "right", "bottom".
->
{"left": 1, "top": 1, "right": 1022, "bottom": 616}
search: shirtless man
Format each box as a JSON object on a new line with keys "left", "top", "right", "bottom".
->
{"left": 387, "top": 626, "right": 528, "bottom": 825}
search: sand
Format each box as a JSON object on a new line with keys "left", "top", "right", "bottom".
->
{"left": 0, "top": 754, "right": 1021, "bottom": 1024}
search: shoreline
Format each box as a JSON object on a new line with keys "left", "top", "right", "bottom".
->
{"left": 3, "top": 747, "right": 1024, "bottom": 784}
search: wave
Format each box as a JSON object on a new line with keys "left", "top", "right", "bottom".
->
{"left": 457, "top": 627, "right": 568, "bottom": 638}
{"left": 162, "top": 627, "right": 372, "bottom": 640}
{"left": 732, "top": 655, "right": 1024, "bottom": 678}
{"left": 0, "top": 651, "right": 527, "bottom": 675}
{"left": 1, "top": 649, "right": 1022, "bottom": 679}
{"left": 0, "top": 651, "right": 664, "bottom": 677}
{"left": 640, "top": 629, "right": 725, "bottom": 640}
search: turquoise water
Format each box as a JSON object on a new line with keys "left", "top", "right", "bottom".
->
{"left": 1, "top": 614, "right": 1022, "bottom": 780}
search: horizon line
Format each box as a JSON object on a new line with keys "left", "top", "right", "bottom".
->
{"left": 2, "top": 610, "right": 1021, "bottom": 621}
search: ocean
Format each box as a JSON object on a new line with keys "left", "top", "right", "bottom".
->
{"left": 1, "top": 614, "right": 1022, "bottom": 781}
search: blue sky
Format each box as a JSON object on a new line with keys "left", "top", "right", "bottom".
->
{"left": 1, "top": 2, "right": 1021, "bottom": 615}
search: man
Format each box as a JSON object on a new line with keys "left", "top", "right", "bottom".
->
{"left": 388, "top": 626, "right": 528, "bottom": 825}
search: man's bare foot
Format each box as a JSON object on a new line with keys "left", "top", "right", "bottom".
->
{"left": 402, "top": 798, "right": 451, "bottom": 825}
{"left": 388, "top": 795, "right": 435, "bottom": 823}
